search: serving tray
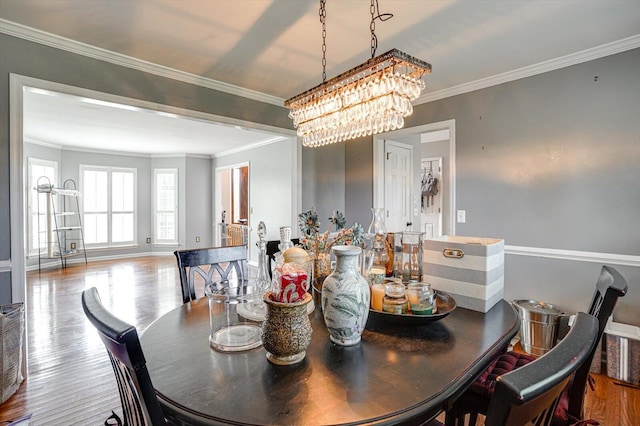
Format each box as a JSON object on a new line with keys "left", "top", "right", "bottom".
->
{"left": 368, "top": 290, "right": 457, "bottom": 325}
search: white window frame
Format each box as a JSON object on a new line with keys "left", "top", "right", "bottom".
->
{"left": 153, "top": 168, "right": 179, "bottom": 245}
{"left": 27, "top": 157, "right": 58, "bottom": 257}
{"left": 80, "top": 164, "right": 137, "bottom": 249}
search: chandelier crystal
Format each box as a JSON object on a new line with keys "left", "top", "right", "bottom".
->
{"left": 285, "top": 49, "right": 431, "bottom": 147}
{"left": 284, "top": 1, "right": 432, "bottom": 148}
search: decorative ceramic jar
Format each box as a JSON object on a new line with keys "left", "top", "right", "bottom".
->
{"left": 261, "top": 292, "right": 313, "bottom": 365}
{"left": 321, "top": 245, "right": 370, "bottom": 346}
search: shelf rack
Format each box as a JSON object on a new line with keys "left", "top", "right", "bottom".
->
{"left": 35, "top": 177, "right": 87, "bottom": 271}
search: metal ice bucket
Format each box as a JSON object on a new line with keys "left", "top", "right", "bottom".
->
{"left": 512, "top": 299, "right": 567, "bottom": 356}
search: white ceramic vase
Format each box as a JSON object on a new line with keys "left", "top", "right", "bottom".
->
{"left": 321, "top": 245, "right": 370, "bottom": 346}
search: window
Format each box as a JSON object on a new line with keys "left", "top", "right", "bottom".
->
{"left": 81, "top": 165, "right": 137, "bottom": 247}
{"left": 28, "top": 158, "right": 58, "bottom": 256}
{"left": 154, "top": 168, "right": 178, "bottom": 244}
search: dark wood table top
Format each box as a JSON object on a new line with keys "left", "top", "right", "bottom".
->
{"left": 140, "top": 298, "right": 518, "bottom": 426}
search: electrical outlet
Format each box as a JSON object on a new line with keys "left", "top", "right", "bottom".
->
{"left": 457, "top": 210, "right": 466, "bottom": 223}
{"left": 195, "top": 236, "right": 200, "bottom": 243}
{"left": 146, "top": 237, "right": 151, "bottom": 244}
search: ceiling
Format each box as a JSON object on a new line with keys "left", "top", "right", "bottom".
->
{"left": 2, "top": 0, "right": 640, "bottom": 156}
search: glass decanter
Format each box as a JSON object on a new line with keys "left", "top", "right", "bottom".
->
{"left": 237, "top": 221, "right": 270, "bottom": 321}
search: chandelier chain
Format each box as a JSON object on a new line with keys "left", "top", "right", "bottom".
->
{"left": 370, "top": 0, "right": 393, "bottom": 58}
{"left": 320, "top": 0, "right": 327, "bottom": 82}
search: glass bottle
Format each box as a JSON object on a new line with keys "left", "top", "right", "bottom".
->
{"left": 255, "top": 222, "right": 271, "bottom": 293}
{"left": 382, "top": 282, "right": 409, "bottom": 314}
{"left": 273, "top": 226, "right": 294, "bottom": 268}
{"left": 237, "top": 221, "right": 269, "bottom": 321}
{"left": 367, "top": 208, "right": 389, "bottom": 276}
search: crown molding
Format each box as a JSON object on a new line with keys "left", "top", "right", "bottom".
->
{"left": 213, "top": 135, "right": 291, "bottom": 158}
{"left": 0, "top": 19, "right": 285, "bottom": 107}
{"left": 416, "top": 34, "right": 640, "bottom": 105}
{"left": 4, "top": 19, "right": 638, "bottom": 110}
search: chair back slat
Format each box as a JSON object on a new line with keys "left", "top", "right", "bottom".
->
{"left": 485, "top": 313, "right": 599, "bottom": 426}
{"left": 175, "top": 245, "right": 248, "bottom": 304}
{"left": 82, "top": 287, "right": 166, "bottom": 426}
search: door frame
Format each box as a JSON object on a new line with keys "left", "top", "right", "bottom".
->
{"left": 420, "top": 156, "right": 443, "bottom": 238}
{"left": 373, "top": 119, "right": 456, "bottom": 235}
{"left": 214, "top": 161, "right": 250, "bottom": 246}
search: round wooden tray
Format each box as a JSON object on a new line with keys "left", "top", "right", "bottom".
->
{"left": 368, "top": 290, "right": 457, "bottom": 324}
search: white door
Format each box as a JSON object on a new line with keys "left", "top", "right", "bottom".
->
{"left": 421, "top": 157, "right": 443, "bottom": 239}
{"left": 384, "top": 141, "right": 413, "bottom": 232}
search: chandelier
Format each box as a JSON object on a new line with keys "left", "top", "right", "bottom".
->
{"left": 285, "top": 0, "right": 432, "bottom": 148}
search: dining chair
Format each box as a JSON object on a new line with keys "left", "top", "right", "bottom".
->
{"left": 429, "top": 313, "right": 599, "bottom": 426}
{"left": 174, "top": 245, "right": 248, "bottom": 304}
{"left": 445, "top": 265, "right": 628, "bottom": 426}
{"left": 266, "top": 238, "right": 300, "bottom": 278}
{"left": 81, "top": 287, "right": 170, "bottom": 426}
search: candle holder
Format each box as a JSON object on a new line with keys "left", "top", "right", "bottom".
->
{"left": 261, "top": 292, "right": 313, "bottom": 365}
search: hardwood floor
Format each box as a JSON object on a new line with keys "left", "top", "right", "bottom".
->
{"left": 0, "top": 256, "right": 638, "bottom": 425}
{"left": 0, "top": 256, "right": 183, "bottom": 425}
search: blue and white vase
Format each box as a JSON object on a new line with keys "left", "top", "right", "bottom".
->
{"left": 321, "top": 245, "right": 370, "bottom": 346}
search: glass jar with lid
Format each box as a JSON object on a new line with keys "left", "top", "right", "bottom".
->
{"left": 406, "top": 282, "right": 435, "bottom": 315}
{"left": 382, "top": 282, "right": 409, "bottom": 314}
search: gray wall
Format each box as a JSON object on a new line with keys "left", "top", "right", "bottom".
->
{"left": 1, "top": 32, "right": 292, "bottom": 302}
{"left": 337, "top": 48, "right": 640, "bottom": 325}
{"left": 185, "top": 157, "right": 213, "bottom": 249}
{"left": 301, "top": 142, "right": 346, "bottom": 226}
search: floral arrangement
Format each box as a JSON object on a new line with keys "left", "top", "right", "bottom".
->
{"left": 298, "top": 208, "right": 364, "bottom": 255}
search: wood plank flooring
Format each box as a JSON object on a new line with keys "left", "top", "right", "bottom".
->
{"left": 0, "top": 256, "right": 638, "bottom": 425}
{"left": 0, "top": 256, "right": 183, "bottom": 425}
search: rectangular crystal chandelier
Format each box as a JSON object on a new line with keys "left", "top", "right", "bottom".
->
{"left": 285, "top": 49, "right": 432, "bottom": 148}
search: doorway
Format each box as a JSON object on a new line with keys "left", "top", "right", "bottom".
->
{"left": 421, "top": 157, "right": 443, "bottom": 239}
{"left": 374, "top": 119, "right": 456, "bottom": 237}
{"left": 215, "top": 163, "right": 250, "bottom": 247}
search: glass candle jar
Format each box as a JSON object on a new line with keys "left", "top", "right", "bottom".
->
{"left": 370, "top": 282, "right": 386, "bottom": 311}
{"left": 382, "top": 282, "right": 409, "bottom": 314}
{"left": 406, "top": 282, "right": 435, "bottom": 315}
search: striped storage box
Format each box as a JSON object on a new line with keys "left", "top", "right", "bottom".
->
{"left": 422, "top": 236, "right": 504, "bottom": 313}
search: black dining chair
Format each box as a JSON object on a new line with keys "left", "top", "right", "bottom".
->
{"left": 81, "top": 287, "right": 171, "bottom": 426}
{"left": 266, "top": 238, "right": 300, "bottom": 279}
{"left": 429, "top": 312, "right": 599, "bottom": 426}
{"left": 174, "top": 245, "right": 248, "bottom": 304}
{"left": 445, "top": 265, "right": 628, "bottom": 426}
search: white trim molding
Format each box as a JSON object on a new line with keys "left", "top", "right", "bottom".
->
{"left": 505, "top": 245, "right": 640, "bottom": 268}
{"left": 416, "top": 34, "right": 640, "bottom": 105}
{"left": 26, "top": 251, "right": 175, "bottom": 272}
{"left": 4, "top": 19, "right": 638, "bottom": 110}
{"left": 0, "top": 19, "right": 284, "bottom": 107}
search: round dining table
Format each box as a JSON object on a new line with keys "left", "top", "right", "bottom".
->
{"left": 140, "top": 296, "right": 519, "bottom": 425}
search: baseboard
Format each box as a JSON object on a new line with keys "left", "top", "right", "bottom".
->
{"left": 25, "top": 251, "right": 174, "bottom": 272}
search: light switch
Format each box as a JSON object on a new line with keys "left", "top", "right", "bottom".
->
{"left": 457, "top": 210, "right": 466, "bottom": 223}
